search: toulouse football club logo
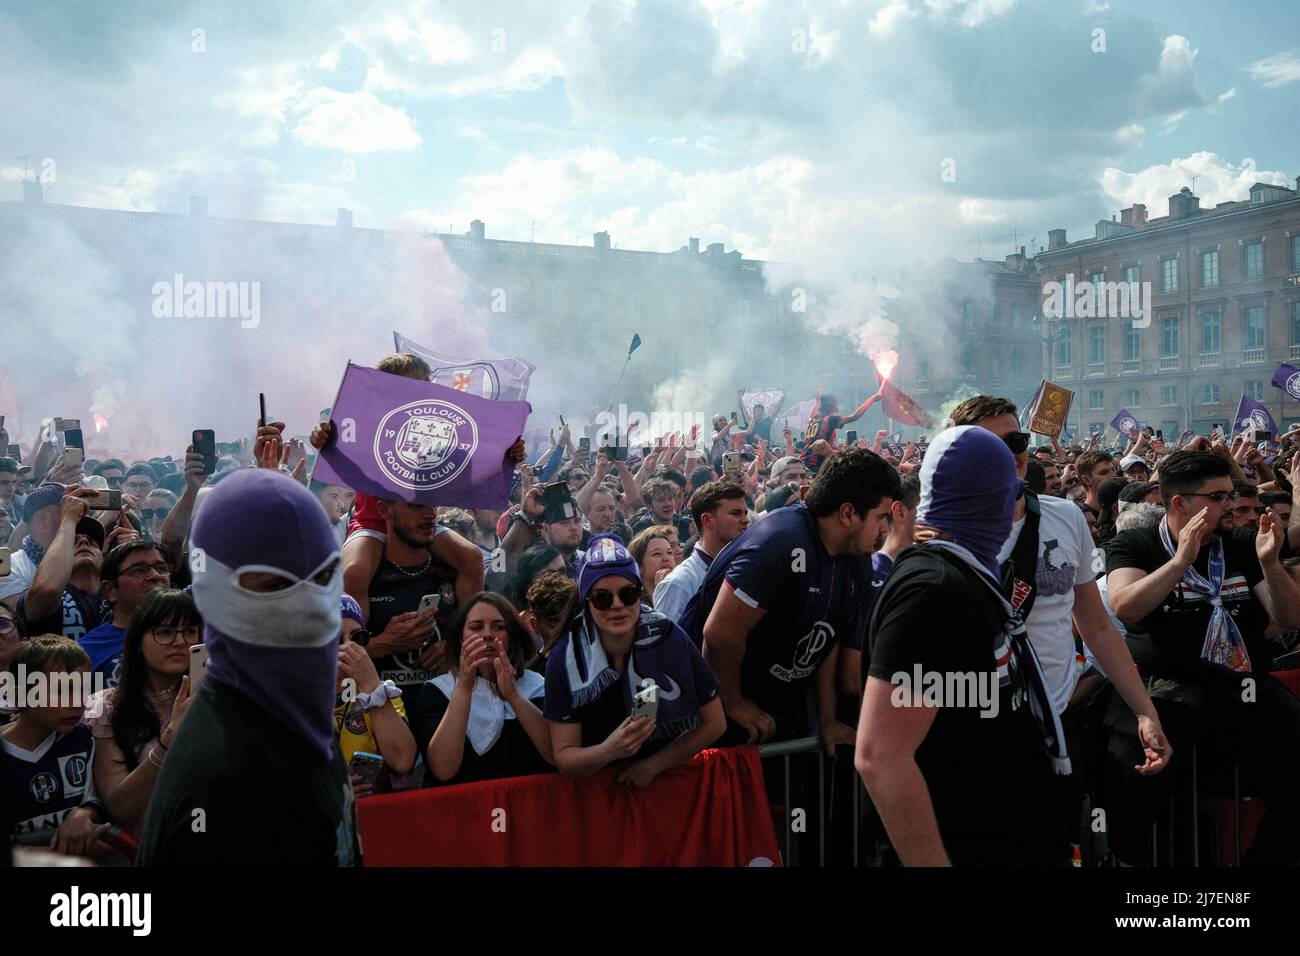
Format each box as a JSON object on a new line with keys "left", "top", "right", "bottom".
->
{"left": 1288, "top": 372, "right": 1300, "bottom": 399}
{"left": 1118, "top": 416, "right": 1137, "bottom": 433}
{"left": 374, "top": 400, "right": 478, "bottom": 491}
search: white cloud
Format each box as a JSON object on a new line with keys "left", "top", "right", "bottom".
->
{"left": 959, "top": 0, "right": 1018, "bottom": 29}
{"left": 1101, "top": 152, "right": 1292, "bottom": 216}
{"left": 954, "top": 197, "right": 1007, "bottom": 225}
{"left": 1247, "top": 51, "right": 1300, "bottom": 88}
{"left": 291, "top": 88, "right": 421, "bottom": 153}
{"left": 868, "top": 0, "right": 917, "bottom": 38}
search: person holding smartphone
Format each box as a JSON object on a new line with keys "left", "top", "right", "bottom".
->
{"left": 410, "top": 592, "right": 553, "bottom": 786}
{"left": 544, "top": 534, "right": 724, "bottom": 788}
{"left": 86, "top": 590, "right": 199, "bottom": 836}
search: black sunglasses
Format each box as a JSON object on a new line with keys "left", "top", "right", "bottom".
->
{"left": 1003, "top": 431, "right": 1031, "bottom": 454}
{"left": 141, "top": 507, "right": 171, "bottom": 520}
{"left": 587, "top": 585, "right": 643, "bottom": 611}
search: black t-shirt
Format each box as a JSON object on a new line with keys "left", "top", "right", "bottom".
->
{"left": 408, "top": 683, "right": 552, "bottom": 787}
{"left": 1105, "top": 525, "right": 1272, "bottom": 683}
{"left": 866, "top": 546, "right": 1071, "bottom": 866}
{"left": 367, "top": 555, "right": 459, "bottom": 689}
{"left": 16, "top": 584, "right": 108, "bottom": 642}
{"left": 137, "top": 679, "right": 354, "bottom": 866}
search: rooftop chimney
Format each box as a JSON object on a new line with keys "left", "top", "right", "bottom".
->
{"left": 189, "top": 196, "right": 208, "bottom": 217}
{"left": 1168, "top": 187, "right": 1200, "bottom": 221}
{"left": 469, "top": 219, "right": 485, "bottom": 240}
{"left": 594, "top": 230, "right": 610, "bottom": 251}
{"left": 21, "top": 180, "right": 42, "bottom": 203}
{"left": 689, "top": 237, "right": 699, "bottom": 254}
{"left": 1048, "top": 228, "right": 1067, "bottom": 250}
{"left": 336, "top": 208, "right": 353, "bottom": 229}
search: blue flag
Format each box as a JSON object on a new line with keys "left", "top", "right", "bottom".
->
{"left": 629, "top": 332, "right": 642, "bottom": 356}
{"left": 1233, "top": 393, "right": 1278, "bottom": 436}
{"left": 1110, "top": 408, "right": 1140, "bottom": 434}
{"left": 1272, "top": 363, "right": 1300, "bottom": 401}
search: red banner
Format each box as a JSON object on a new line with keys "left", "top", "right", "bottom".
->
{"left": 878, "top": 376, "right": 934, "bottom": 428}
{"left": 356, "top": 745, "right": 781, "bottom": 866}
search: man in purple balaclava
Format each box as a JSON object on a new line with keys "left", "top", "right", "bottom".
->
{"left": 855, "top": 426, "right": 1073, "bottom": 867}
{"left": 138, "top": 469, "right": 354, "bottom": 866}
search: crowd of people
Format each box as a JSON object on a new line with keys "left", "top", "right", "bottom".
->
{"left": 3, "top": 352, "right": 1300, "bottom": 867}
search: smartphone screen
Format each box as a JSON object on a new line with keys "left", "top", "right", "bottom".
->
{"left": 193, "top": 429, "right": 217, "bottom": 475}
{"left": 578, "top": 437, "right": 590, "bottom": 452}
{"left": 5, "top": 443, "right": 18, "bottom": 463}
{"left": 846, "top": 430, "right": 857, "bottom": 445}
{"left": 64, "top": 427, "right": 84, "bottom": 450}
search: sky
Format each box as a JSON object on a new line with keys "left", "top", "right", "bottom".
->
{"left": 3, "top": 0, "right": 1296, "bottom": 269}
{"left": 1, "top": 0, "right": 1297, "bottom": 449}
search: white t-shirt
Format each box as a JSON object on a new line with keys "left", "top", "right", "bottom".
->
{"left": 0, "top": 548, "right": 37, "bottom": 602}
{"left": 652, "top": 547, "right": 711, "bottom": 623}
{"left": 997, "top": 494, "right": 1094, "bottom": 715}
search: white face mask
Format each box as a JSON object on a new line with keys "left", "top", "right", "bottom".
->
{"left": 192, "top": 552, "right": 343, "bottom": 649}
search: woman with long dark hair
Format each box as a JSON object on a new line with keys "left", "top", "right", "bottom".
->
{"left": 87, "top": 589, "right": 198, "bottom": 835}
{"left": 409, "top": 591, "right": 554, "bottom": 786}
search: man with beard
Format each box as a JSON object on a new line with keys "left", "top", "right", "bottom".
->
{"left": 359, "top": 500, "right": 457, "bottom": 693}
{"left": 694, "top": 448, "right": 898, "bottom": 746}
{"left": 1106, "top": 450, "right": 1300, "bottom": 864}
{"left": 16, "top": 487, "right": 111, "bottom": 641}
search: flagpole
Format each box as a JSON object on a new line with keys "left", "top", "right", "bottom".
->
{"left": 606, "top": 352, "right": 632, "bottom": 412}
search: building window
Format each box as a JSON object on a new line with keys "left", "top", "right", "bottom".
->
{"left": 1011, "top": 303, "right": 1023, "bottom": 332}
{"left": 1125, "top": 326, "right": 1141, "bottom": 361}
{"left": 1245, "top": 380, "right": 1264, "bottom": 401}
{"left": 1202, "top": 250, "right": 1219, "bottom": 288}
{"left": 1292, "top": 235, "right": 1300, "bottom": 275}
{"left": 1200, "top": 383, "right": 1221, "bottom": 404}
{"left": 1124, "top": 264, "right": 1140, "bottom": 287}
{"left": 1089, "top": 389, "right": 1104, "bottom": 409}
{"left": 1090, "top": 271, "right": 1104, "bottom": 311}
{"left": 1057, "top": 326, "right": 1072, "bottom": 366}
{"left": 1089, "top": 325, "right": 1105, "bottom": 365}
{"left": 1161, "top": 316, "right": 1179, "bottom": 357}
{"left": 1121, "top": 388, "right": 1141, "bottom": 407}
{"left": 1244, "top": 306, "right": 1266, "bottom": 350}
{"left": 1161, "top": 257, "right": 1178, "bottom": 293}
{"left": 1292, "top": 302, "right": 1300, "bottom": 346}
{"left": 1160, "top": 385, "right": 1177, "bottom": 407}
{"left": 991, "top": 350, "right": 1001, "bottom": 379}
{"left": 962, "top": 300, "right": 975, "bottom": 327}
{"left": 963, "top": 345, "right": 978, "bottom": 376}
{"left": 1200, "top": 311, "right": 1221, "bottom": 354}
{"left": 1245, "top": 241, "right": 1264, "bottom": 281}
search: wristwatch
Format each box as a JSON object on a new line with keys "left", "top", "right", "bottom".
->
{"left": 351, "top": 628, "right": 372, "bottom": 648}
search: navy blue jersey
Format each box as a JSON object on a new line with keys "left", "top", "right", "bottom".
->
{"left": 3, "top": 726, "right": 99, "bottom": 836}
{"left": 685, "top": 503, "right": 869, "bottom": 720}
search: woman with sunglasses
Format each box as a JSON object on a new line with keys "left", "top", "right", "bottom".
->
{"left": 544, "top": 533, "right": 725, "bottom": 788}
{"left": 140, "top": 489, "right": 177, "bottom": 541}
{"left": 410, "top": 592, "right": 553, "bottom": 786}
{"left": 86, "top": 589, "right": 198, "bottom": 835}
{"left": 0, "top": 603, "right": 24, "bottom": 704}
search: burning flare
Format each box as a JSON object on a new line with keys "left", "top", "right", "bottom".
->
{"left": 93, "top": 413, "right": 109, "bottom": 432}
{"left": 873, "top": 350, "right": 899, "bottom": 381}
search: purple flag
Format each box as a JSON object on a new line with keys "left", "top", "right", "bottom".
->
{"left": 1233, "top": 393, "right": 1278, "bottom": 436}
{"left": 1272, "top": 363, "right": 1300, "bottom": 401}
{"left": 394, "top": 331, "right": 536, "bottom": 402}
{"left": 1110, "top": 408, "right": 1140, "bottom": 435}
{"left": 313, "top": 363, "right": 530, "bottom": 508}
